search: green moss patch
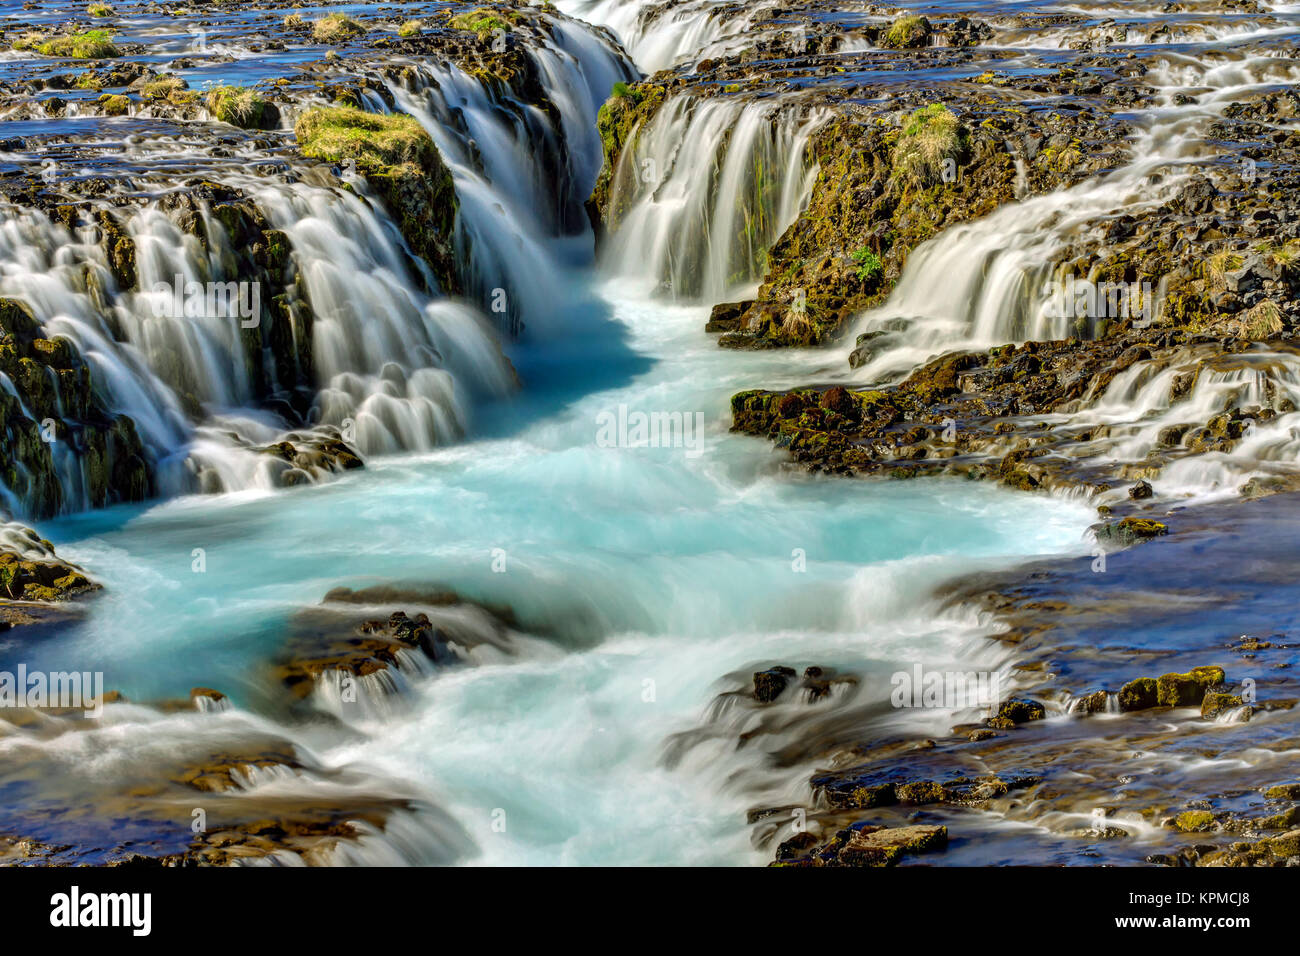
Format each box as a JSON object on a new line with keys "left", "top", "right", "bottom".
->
{"left": 97, "top": 93, "right": 130, "bottom": 116}
{"left": 449, "top": 9, "right": 514, "bottom": 36}
{"left": 205, "top": 85, "right": 279, "bottom": 130}
{"left": 296, "top": 106, "right": 435, "bottom": 172}
{"left": 881, "top": 14, "right": 932, "bottom": 50}
{"left": 312, "top": 13, "right": 365, "bottom": 43}
{"left": 892, "top": 103, "right": 968, "bottom": 190}
{"left": 36, "top": 29, "right": 120, "bottom": 58}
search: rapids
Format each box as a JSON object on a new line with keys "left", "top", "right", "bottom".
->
{"left": 0, "top": 0, "right": 1295, "bottom": 866}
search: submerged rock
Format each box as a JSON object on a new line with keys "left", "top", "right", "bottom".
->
{"left": 775, "top": 822, "right": 948, "bottom": 867}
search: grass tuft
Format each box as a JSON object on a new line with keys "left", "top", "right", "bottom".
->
{"left": 295, "top": 106, "right": 436, "bottom": 174}
{"left": 205, "top": 85, "right": 276, "bottom": 129}
{"left": 312, "top": 13, "right": 365, "bottom": 43}
{"left": 891, "top": 103, "right": 967, "bottom": 189}
{"left": 33, "top": 29, "right": 120, "bottom": 58}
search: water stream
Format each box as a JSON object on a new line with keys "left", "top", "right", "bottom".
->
{"left": 0, "top": 0, "right": 1293, "bottom": 865}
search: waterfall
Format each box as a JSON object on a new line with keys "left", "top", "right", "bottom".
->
{"left": 0, "top": 14, "right": 638, "bottom": 518}
{"left": 0, "top": 177, "right": 515, "bottom": 512}
{"left": 845, "top": 52, "right": 1300, "bottom": 385}
{"left": 599, "top": 94, "right": 827, "bottom": 303}
{"left": 552, "top": 0, "right": 779, "bottom": 71}
{"left": 385, "top": 22, "right": 634, "bottom": 336}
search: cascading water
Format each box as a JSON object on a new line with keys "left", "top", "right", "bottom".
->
{"left": 2, "top": 0, "right": 1295, "bottom": 871}
{"left": 846, "top": 52, "right": 1300, "bottom": 384}
{"left": 385, "top": 22, "right": 634, "bottom": 334}
{"left": 600, "top": 93, "right": 827, "bottom": 302}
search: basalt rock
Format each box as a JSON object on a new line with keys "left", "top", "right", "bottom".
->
{"left": 0, "top": 298, "right": 150, "bottom": 518}
{"left": 774, "top": 822, "right": 948, "bottom": 867}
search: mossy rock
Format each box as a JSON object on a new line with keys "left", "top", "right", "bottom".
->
{"left": 881, "top": 15, "right": 932, "bottom": 50}
{"left": 295, "top": 106, "right": 458, "bottom": 289}
{"left": 37, "top": 29, "right": 119, "bottom": 58}
{"left": 753, "top": 665, "right": 795, "bottom": 702}
{"left": 1173, "top": 810, "right": 1216, "bottom": 832}
{"left": 96, "top": 93, "right": 129, "bottom": 115}
{"left": 1201, "top": 691, "right": 1244, "bottom": 719}
{"left": 994, "top": 698, "right": 1046, "bottom": 724}
{"left": 1100, "top": 516, "right": 1169, "bottom": 544}
{"left": 205, "top": 86, "right": 279, "bottom": 130}
{"left": 312, "top": 13, "right": 364, "bottom": 43}
{"left": 1156, "top": 666, "right": 1224, "bottom": 708}
{"left": 1118, "top": 677, "right": 1158, "bottom": 711}
{"left": 834, "top": 823, "right": 948, "bottom": 867}
{"left": 448, "top": 9, "right": 514, "bottom": 37}
{"left": 895, "top": 781, "right": 946, "bottom": 805}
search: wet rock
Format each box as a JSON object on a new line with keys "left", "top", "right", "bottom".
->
{"left": 753, "top": 665, "right": 796, "bottom": 702}
{"left": 1201, "top": 691, "right": 1244, "bottom": 719}
{"left": 1156, "top": 666, "right": 1225, "bottom": 707}
{"left": 1100, "top": 517, "right": 1169, "bottom": 544}
{"left": 776, "top": 822, "right": 948, "bottom": 867}
{"left": 1173, "top": 810, "right": 1217, "bottom": 833}
{"left": 0, "top": 530, "right": 100, "bottom": 616}
{"left": 992, "top": 698, "right": 1046, "bottom": 725}
{"left": 1118, "top": 677, "right": 1159, "bottom": 711}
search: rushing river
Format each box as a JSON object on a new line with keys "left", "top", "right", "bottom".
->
{"left": 0, "top": 0, "right": 1297, "bottom": 865}
{"left": 18, "top": 277, "right": 1091, "bottom": 864}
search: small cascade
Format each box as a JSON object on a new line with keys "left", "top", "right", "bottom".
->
{"left": 1063, "top": 347, "right": 1300, "bottom": 497}
{"left": 386, "top": 24, "right": 634, "bottom": 335}
{"left": 238, "top": 177, "right": 516, "bottom": 456}
{"left": 599, "top": 93, "right": 827, "bottom": 303}
{"left": 0, "top": 174, "right": 516, "bottom": 514}
{"left": 0, "top": 10, "right": 641, "bottom": 518}
{"left": 845, "top": 53, "right": 1300, "bottom": 385}
{"left": 553, "top": 0, "right": 732, "bottom": 71}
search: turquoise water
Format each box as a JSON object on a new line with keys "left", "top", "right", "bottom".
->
{"left": 15, "top": 280, "right": 1094, "bottom": 864}
{"left": 0, "top": 0, "right": 1134, "bottom": 865}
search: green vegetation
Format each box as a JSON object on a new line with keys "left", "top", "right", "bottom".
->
{"left": 141, "top": 73, "right": 189, "bottom": 101}
{"left": 97, "top": 93, "right": 130, "bottom": 115}
{"left": 881, "top": 14, "right": 931, "bottom": 50}
{"left": 1173, "top": 810, "right": 1216, "bottom": 832}
{"left": 205, "top": 85, "right": 276, "bottom": 129}
{"left": 295, "top": 106, "right": 436, "bottom": 173}
{"left": 10, "top": 32, "right": 46, "bottom": 52}
{"left": 74, "top": 71, "right": 103, "bottom": 90}
{"left": 312, "top": 13, "right": 365, "bottom": 43}
{"left": 34, "top": 29, "right": 120, "bottom": 58}
{"left": 852, "top": 247, "right": 883, "bottom": 280}
{"left": 283, "top": 13, "right": 304, "bottom": 29}
{"left": 611, "top": 80, "right": 640, "bottom": 102}
{"left": 398, "top": 19, "right": 422, "bottom": 38}
{"left": 87, "top": 3, "right": 115, "bottom": 16}
{"left": 449, "top": 9, "right": 513, "bottom": 37}
{"left": 891, "top": 103, "right": 967, "bottom": 189}
{"left": 1244, "top": 300, "right": 1283, "bottom": 339}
